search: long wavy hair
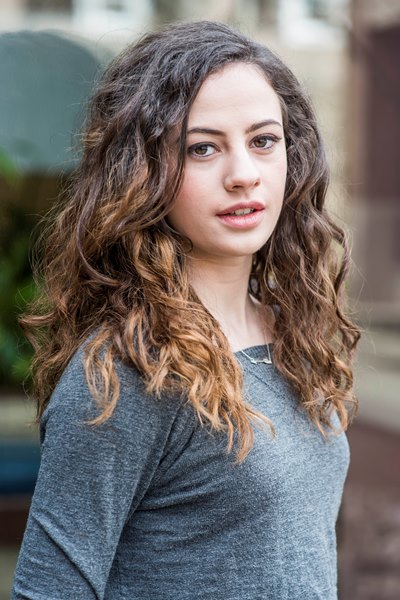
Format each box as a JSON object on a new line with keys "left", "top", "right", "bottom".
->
{"left": 22, "top": 21, "right": 360, "bottom": 462}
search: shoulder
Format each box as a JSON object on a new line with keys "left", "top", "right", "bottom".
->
{"left": 41, "top": 339, "right": 185, "bottom": 443}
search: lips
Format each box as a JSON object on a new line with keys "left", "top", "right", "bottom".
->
{"left": 216, "top": 202, "right": 265, "bottom": 230}
{"left": 228, "top": 208, "right": 256, "bottom": 216}
{"left": 217, "top": 201, "right": 264, "bottom": 216}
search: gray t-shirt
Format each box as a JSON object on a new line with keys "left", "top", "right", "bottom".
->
{"left": 11, "top": 343, "right": 349, "bottom": 599}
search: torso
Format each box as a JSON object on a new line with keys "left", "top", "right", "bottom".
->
{"left": 13, "top": 343, "right": 348, "bottom": 600}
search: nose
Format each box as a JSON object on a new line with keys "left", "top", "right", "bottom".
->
{"left": 223, "top": 150, "right": 261, "bottom": 192}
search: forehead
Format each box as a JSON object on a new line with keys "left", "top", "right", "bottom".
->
{"left": 188, "top": 62, "right": 282, "bottom": 125}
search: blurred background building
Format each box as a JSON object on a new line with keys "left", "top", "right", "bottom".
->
{"left": 0, "top": 1, "right": 399, "bottom": 598}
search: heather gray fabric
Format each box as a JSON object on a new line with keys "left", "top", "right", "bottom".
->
{"left": 12, "top": 343, "right": 349, "bottom": 599}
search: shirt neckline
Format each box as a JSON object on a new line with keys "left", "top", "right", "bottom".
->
{"left": 233, "top": 343, "right": 274, "bottom": 358}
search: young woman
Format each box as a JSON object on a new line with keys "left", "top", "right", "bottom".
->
{"left": 12, "top": 20, "right": 360, "bottom": 600}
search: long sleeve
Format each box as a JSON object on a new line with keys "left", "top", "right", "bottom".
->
{"left": 11, "top": 346, "right": 182, "bottom": 600}
{"left": 11, "top": 344, "right": 349, "bottom": 600}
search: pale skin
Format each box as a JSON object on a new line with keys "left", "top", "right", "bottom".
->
{"left": 167, "top": 63, "right": 288, "bottom": 351}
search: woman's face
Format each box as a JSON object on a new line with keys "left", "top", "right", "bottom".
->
{"left": 167, "top": 62, "right": 287, "bottom": 264}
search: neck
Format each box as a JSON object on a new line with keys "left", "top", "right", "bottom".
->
{"left": 187, "top": 255, "right": 273, "bottom": 351}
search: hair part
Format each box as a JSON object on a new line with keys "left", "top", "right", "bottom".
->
{"left": 22, "top": 20, "right": 360, "bottom": 463}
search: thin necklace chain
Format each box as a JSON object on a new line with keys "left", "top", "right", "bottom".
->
{"left": 239, "top": 344, "right": 272, "bottom": 365}
{"left": 235, "top": 295, "right": 273, "bottom": 365}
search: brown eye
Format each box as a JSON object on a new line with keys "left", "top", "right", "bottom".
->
{"left": 188, "top": 143, "right": 216, "bottom": 158}
{"left": 194, "top": 145, "right": 209, "bottom": 155}
{"left": 252, "top": 135, "right": 277, "bottom": 149}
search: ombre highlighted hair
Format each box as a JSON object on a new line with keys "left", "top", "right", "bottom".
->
{"left": 22, "top": 21, "right": 360, "bottom": 462}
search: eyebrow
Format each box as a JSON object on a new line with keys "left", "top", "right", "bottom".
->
{"left": 187, "top": 119, "right": 283, "bottom": 136}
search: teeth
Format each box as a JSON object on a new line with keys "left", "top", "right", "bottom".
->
{"left": 229, "top": 208, "right": 255, "bottom": 216}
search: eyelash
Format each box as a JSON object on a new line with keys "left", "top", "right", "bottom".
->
{"left": 187, "top": 135, "right": 281, "bottom": 158}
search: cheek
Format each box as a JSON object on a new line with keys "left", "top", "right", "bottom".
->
{"left": 173, "top": 169, "right": 209, "bottom": 215}
{"left": 166, "top": 180, "right": 199, "bottom": 233}
{"left": 179, "top": 167, "right": 208, "bottom": 199}
{"left": 272, "top": 156, "right": 288, "bottom": 198}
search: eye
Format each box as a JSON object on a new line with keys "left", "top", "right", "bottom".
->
{"left": 188, "top": 143, "right": 217, "bottom": 158}
{"left": 251, "top": 135, "right": 280, "bottom": 150}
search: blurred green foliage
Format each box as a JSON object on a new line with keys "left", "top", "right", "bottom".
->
{"left": 0, "top": 152, "right": 37, "bottom": 388}
{"left": 0, "top": 147, "right": 20, "bottom": 184}
{"left": 0, "top": 209, "right": 38, "bottom": 387}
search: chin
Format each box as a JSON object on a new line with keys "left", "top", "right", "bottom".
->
{"left": 228, "top": 239, "right": 271, "bottom": 257}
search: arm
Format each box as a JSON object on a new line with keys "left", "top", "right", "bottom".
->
{"left": 11, "top": 347, "right": 181, "bottom": 599}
